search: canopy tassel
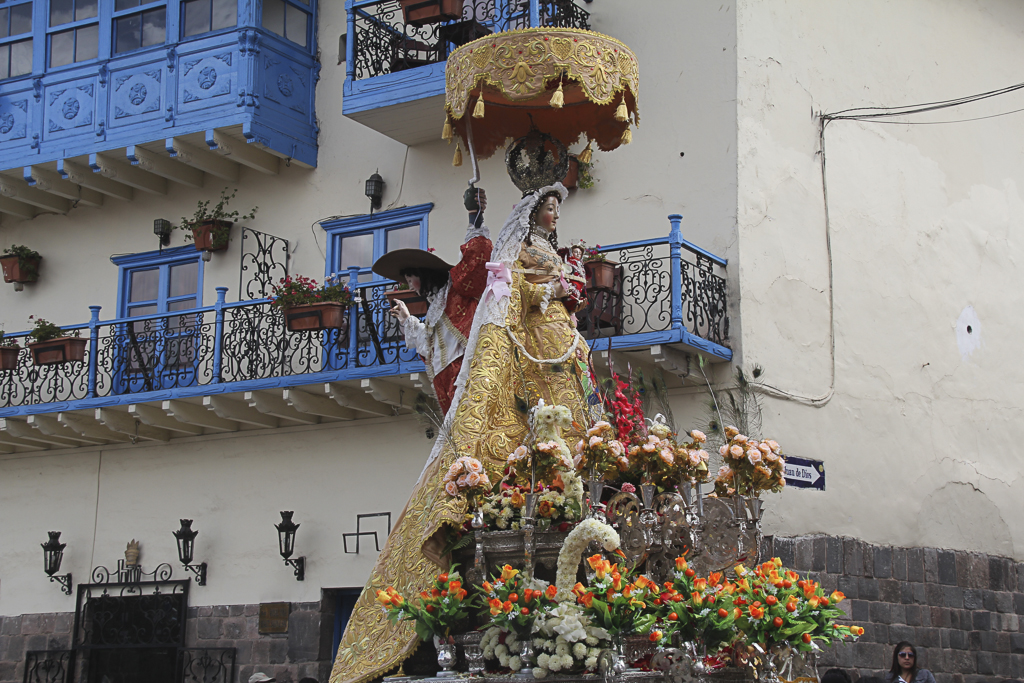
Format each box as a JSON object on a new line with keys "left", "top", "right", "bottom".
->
{"left": 453, "top": 141, "right": 463, "bottom": 166}
{"left": 472, "top": 95, "right": 485, "bottom": 119}
{"left": 614, "top": 93, "right": 628, "bottom": 122}
{"left": 578, "top": 141, "right": 593, "bottom": 164}
{"left": 550, "top": 81, "right": 564, "bottom": 109}
{"left": 621, "top": 127, "right": 632, "bottom": 145}
{"left": 441, "top": 117, "right": 453, "bottom": 142}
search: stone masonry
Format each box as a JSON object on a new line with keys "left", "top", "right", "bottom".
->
{"left": 2, "top": 537, "right": 1023, "bottom": 683}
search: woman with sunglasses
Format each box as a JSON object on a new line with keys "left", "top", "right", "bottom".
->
{"left": 889, "top": 642, "right": 936, "bottom": 683}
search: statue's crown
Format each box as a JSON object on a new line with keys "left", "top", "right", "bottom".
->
{"left": 505, "top": 128, "right": 570, "bottom": 196}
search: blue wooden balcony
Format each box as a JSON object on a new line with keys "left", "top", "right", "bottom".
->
{"left": 344, "top": 0, "right": 592, "bottom": 144}
{"left": 0, "top": 215, "right": 729, "bottom": 450}
{"left": 0, "top": 0, "right": 318, "bottom": 222}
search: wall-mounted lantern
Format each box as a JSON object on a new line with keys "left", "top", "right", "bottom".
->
{"left": 41, "top": 531, "right": 72, "bottom": 595}
{"left": 275, "top": 511, "right": 305, "bottom": 581}
{"left": 364, "top": 172, "right": 384, "bottom": 213}
{"left": 153, "top": 219, "right": 172, "bottom": 247}
{"left": 173, "top": 519, "right": 208, "bottom": 586}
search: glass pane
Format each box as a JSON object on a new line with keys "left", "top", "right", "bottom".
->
{"left": 168, "top": 298, "right": 197, "bottom": 312}
{"left": 50, "top": 0, "right": 74, "bottom": 26}
{"left": 211, "top": 0, "right": 236, "bottom": 30}
{"left": 262, "top": 0, "right": 284, "bottom": 37}
{"left": 295, "top": 0, "right": 309, "bottom": 5}
{"left": 115, "top": 13, "right": 140, "bottom": 52}
{"left": 129, "top": 269, "right": 159, "bottom": 303}
{"left": 0, "top": 45, "right": 9, "bottom": 78}
{"left": 141, "top": 8, "right": 165, "bottom": 47}
{"left": 169, "top": 262, "right": 198, "bottom": 297}
{"left": 115, "top": 0, "right": 140, "bottom": 10}
{"left": 339, "top": 233, "right": 373, "bottom": 271}
{"left": 9, "top": 38, "right": 30, "bottom": 76}
{"left": 0, "top": 10, "right": 8, "bottom": 39}
{"left": 285, "top": 4, "right": 307, "bottom": 46}
{"left": 10, "top": 2, "right": 30, "bottom": 34}
{"left": 386, "top": 226, "right": 419, "bottom": 252}
{"left": 76, "top": 23, "right": 97, "bottom": 61}
{"left": 50, "top": 29, "right": 74, "bottom": 67}
{"left": 76, "top": 0, "right": 98, "bottom": 21}
{"left": 128, "top": 303, "right": 158, "bottom": 321}
{"left": 182, "top": 0, "right": 208, "bottom": 37}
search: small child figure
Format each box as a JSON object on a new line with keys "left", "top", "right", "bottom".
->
{"left": 558, "top": 240, "right": 589, "bottom": 324}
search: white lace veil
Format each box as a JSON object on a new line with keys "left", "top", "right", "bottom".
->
{"left": 418, "top": 182, "right": 570, "bottom": 478}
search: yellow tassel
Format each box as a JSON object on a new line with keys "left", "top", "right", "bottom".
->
{"left": 550, "top": 81, "right": 564, "bottom": 109}
{"left": 441, "top": 118, "right": 453, "bottom": 142}
{"left": 614, "top": 94, "right": 628, "bottom": 122}
{"left": 453, "top": 142, "right": 463, "bottom": 167}
{"left": 472, "top": 95, "right": 485, "bottom": 119}
{"left": 578, "top": 141, "right": 593, "bottom": 165}
{"left": 621, "top": 127, "right": 632, "bottom": 145}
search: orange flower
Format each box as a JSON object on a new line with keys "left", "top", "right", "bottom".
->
{"left": 572, "top": 582, "right": 587, "bottom": 598}
{"left": 538, "top": 500, "right": 554, "bottom": 517}
{"left": 425, "top": 605, "right": 436, "bottom": 613}
{"left": 691, "top": 592, "right": 704, "bottom": 606}
{"left": 448, "top": 580, "right": 462, "bottom": 592}
{"left": 502, "top": 601, "right": 513, "bottom": 613}
{"left": 830, "top": 590, "right": 846, "bottom": 603}
{"left": 802, "top": 581, "right": 819, "bottom": 598}
{"left": 579, "top": 592, "right": 595, "bottom": 608}
{"left": 649, "top": 630, "right": 663, "bottom": 643}
{"left": 482, "top": 581, "right": 494, "bottom": 593}
{"left": 441, "top": 590, "right": 448, "bottom": 598}
{"left": 709, "top": 572, "right": 724, "bottom": 586}
{"left": 523, "top": 589, "right": 534, "bottom": 602}
{"left": 748, "top": 605, "right": 764, "bottom": 619}
{"left": 612, "top": 572, "right": 623, "bottom": 591}
{"left": 456, "top": 589, "right": 468, "bottom": 600}
{"left": 510, "top": 491, "right": 525, "bottom": 507}
{"left": 489, "top": 598, "right": 503, "bottom": 616}
{"left": 375, "top": 590, "right": 392, "bottom": 606}
{"left": 500, "top": 565, "right": 520, "bottom": 582}
{"left": 546, "top": 584, "right": 558, "bottom": 599}
{"left": 694, "top": 578, "right": 708, "bottom": 592}
{"left": 675, "top": 556, "right": 688, "bottom": 571}
{"left": 431, "top": 589, "right": 441, "bottom": 597}
{"left": 732, "top": 607, "right": 742, "bottom": 619}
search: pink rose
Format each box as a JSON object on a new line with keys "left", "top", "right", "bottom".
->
{"left": 621, "top": 483, "right": 636, "bottom": 493}
{"left": 445, "top": 481, "right": 460, "bottom": 497}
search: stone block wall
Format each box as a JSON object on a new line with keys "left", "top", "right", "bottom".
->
{"left": 764, "top": 535, "right": 1024, "bottom": 683}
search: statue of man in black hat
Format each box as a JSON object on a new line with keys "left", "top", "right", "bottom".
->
{"left": 373, "top": 190, "right": 491, "bottom": 414}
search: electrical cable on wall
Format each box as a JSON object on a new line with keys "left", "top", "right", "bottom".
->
{"left": 758, "top": 79, "right": 1024, "bottom": 407}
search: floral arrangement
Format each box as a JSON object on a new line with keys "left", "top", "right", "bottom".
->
{"left": 392, "top": 281, "right": 411, "bottom": 291}
{"left": 582, "top": 243, "right": 606, "bottom": 262}
{"left": 571, "top": 555, "right": 658, "bottom": 636}
{"left": 480, "top": 564, "right": 559, "bottom": 636}
{"left": 480, "top": 626, "right": 527, "bottom": 672}
{"left": 713, "top": 426, "right": 786, "bottom": 497}
{"left": 731, "top": 558, "right": 862, "bottom": 651}
{"left": 530, "top": 602, "right": 611, "bottom": 678}
{"left": 375, "top": 566, "right": 473, "bottom": 641}
{"left": 270, "top": 274, "right": 354, "bottom": 310}
{"left": 573, "top": 420, "right": 627, "bottom": 481}
{"left": 481, "top": 484, "right": 580, "bottom": 532}
{"left": 669, "top": 429, "right": 712, "bottom": 485}
{"left": 178, "top": 187, "right": 258, "bottom": 246}
{"left": 442, "top": 455, "right": 492, "bottom": 507}
{"left": 27, "top": 316, "right": 78, "bottom": 343}
{"left": 0, "top": 331, "right": 19, "bottom": 348}
{"left": 555, "top": 518, "right": 621, "bottom": 600}
{"left": 655, "top": 556, "right": 738, "bottom": 650}
{"left": 506, "top": 401, "right": 575, "bottom": 487}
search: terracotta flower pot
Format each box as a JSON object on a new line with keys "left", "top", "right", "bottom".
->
{"left": 584, "top": 260, "right": 619, "bottom": 290}
{"left": 284, "top": 302, "right": 350, "bottom": 332}
{"left": 0, "top": 346, "right": 21, "bottom": 371}
{"left": 190, "top": 219, "right": 233, "bottom": 252}
{"left": 1, "top": 254, "right": 41, "bottom": 283}
{"left": 562, "top": 156, "right": 580, "bottom": 190}
{"left": 27, "top": 337, "right": 87, "bottom": 366}
{"left": 386, "top": 289, "right": 429, "bottom": 317}
{"left": 400, "top": 0, "right": 463, "bottom": 26}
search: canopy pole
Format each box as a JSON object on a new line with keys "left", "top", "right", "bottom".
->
{"left": 466, "top": 115, "right": 481, "bottom": 186}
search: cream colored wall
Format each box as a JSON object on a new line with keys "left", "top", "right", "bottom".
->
{"left": 0, "top": 416, "right": 430, "bottom": 615}
{"left": 735, "top": 0, "right": 1024, "bottom": 559}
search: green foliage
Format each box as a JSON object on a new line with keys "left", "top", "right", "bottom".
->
{"left": 27, "top": 317, "right": 78, "bottom": 343}
{"left": 178, "top": 188, "right": 258, "bottom": 244}
{"left": 0, "top": 331, "right": 19, "bottom": 348}
{"left": 577, "top": 158, "right": 598, "bottom": 190}
{"left": 2, "top": 244, "right": 41, "bottom": 278}
{"left": 703, "top": 365, "right": 765, "bottom": 446}
{"left": 269, "top": 274, "right": 353, "bottom": 310}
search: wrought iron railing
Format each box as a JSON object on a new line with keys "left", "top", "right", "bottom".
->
{"left": 0, "top": 218, "right": 727, "bottom": 409}
{"left": 22, "top": 650, "right": 73, "bottom": 683}
{"left": 348, "top": 0, "right": 591, "bottom": 81}
{"left": 179, "top": 648, "right": 236, "bottom": 683}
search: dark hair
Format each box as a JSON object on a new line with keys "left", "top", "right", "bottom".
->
{"left": 398, "top": 267, "right": 448, "bottom": 297}
{"left": 889, "top": 642, "right": 918, "bottom": 681}
{"left": 821, "top": 669, "right": 852, "bottom": 683}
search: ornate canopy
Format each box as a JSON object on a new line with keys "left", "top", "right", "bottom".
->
{"left": 444, "top": 27, "right": 640, "bottom": 160}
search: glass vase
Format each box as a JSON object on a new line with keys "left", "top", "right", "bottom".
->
{"left": 435, "top": 642, "right": 457, "bottom": 678}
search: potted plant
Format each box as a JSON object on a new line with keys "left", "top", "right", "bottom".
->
{"left": 179, "top": 188, "right": 258, "bottom": 254}
{"left": 1, "top": 245, "right": 42, "bottom": 284}
{"left": 582, "top": 243, "right": 619, "bottom": 290}
{"left": 577, "top": 156, "right": 597, "bottom": 190}
{"left": 562, "top": 155, "right": 580, "bottom": 190}
{"left": 271, "top": 274, "right": 354, "bottom": 333}
{"left": 25, "top": 317, "right": 86, "bottom": 366}
{"left": 399, "top": 0, "right": 463, "bottom": 27}
{"left": 385, "top": 282, "right": 429, "bottom": 317}
{"left": 0, "top": 331, "right": 21, "bottom": 371}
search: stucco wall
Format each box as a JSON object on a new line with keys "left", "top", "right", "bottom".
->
{"left": 735, "top": 1, "right": 1024, "bottom": 558}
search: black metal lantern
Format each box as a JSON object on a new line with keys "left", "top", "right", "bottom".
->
{"left": 41, "top": 531, "right": 72, "bottom": 595}
{"left": 364, "top": 172, "right": 384, "bottom": 213}
{"left": 275, "top": 511, "right": 305, "bottom": 581}
{"left": 153, "top": 218, "right": 172, "bottom": 247}
{"left": 172, "top": 519, "right": 207, "bottom": 586}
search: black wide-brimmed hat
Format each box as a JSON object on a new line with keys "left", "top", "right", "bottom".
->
{"left": 371, "top": 249, "right": 453, "bottom": 282}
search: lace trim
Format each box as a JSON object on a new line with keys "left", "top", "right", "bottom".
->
{"left": 401, "top": 315, "right": 430, "bottom": 358}
{"left": 465, "top": 223, "right": 490, "bottom": 241}
{"left": 538, "top": 282, "right": 555, "bottom": 313}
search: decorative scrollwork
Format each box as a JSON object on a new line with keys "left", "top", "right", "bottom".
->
{"left": 23, "top": 650, "right": 73, "bottom": 683}
{"left": 179, "top": 647, "right": 236, "bottom": 683}
{"left": 682, "top": 253, "right": 729, "bottom": 346}
{"left": 239, "top": 228, "right": 289, "bottom": 300}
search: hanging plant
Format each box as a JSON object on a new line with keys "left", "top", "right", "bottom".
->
{"left": 177, "top": 188, "right": 258, "bottom": 252}
{"left": 1, "top": 245, "right": 42, "bottom": 283}
{"left": 25, "top": 317, "right": 86, "bottom": 366}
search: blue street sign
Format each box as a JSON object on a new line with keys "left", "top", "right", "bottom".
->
{"left": 783, "top": 456, "right": 825, "bottom": 490}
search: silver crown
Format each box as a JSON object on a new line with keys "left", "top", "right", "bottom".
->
{"left": 505, "top": 128, "right": 570, "bottom": 196}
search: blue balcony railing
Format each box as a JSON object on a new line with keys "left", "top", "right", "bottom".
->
{"left": 0, "top": 216, "right": 729, "bottom": 414}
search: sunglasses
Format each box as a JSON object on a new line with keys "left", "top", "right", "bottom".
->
{"left": 898, "top": 653, "right": 915, "bottom": 659}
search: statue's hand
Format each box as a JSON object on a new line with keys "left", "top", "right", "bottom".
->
{"left": 553, "top": 281, "right": 568, "bottom": 298}
{"left": 389, "top": 298, "right": 411, "bottom": 322}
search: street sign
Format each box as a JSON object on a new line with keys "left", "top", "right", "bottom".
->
{"left": 783, "top": 456, "right": 825, "bottom": 490}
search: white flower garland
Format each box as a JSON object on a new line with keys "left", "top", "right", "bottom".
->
{"left": 554, "top": 518, "right": 621, "bottom": 601}
{"left": 506, "top": 327, "right": 583, "bottom": 365}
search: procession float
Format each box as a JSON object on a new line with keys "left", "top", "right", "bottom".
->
{"left": 330, "top": 23, "right": 862, "bottom": 683}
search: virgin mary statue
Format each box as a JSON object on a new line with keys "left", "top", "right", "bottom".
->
{"left": 331, "top": 175, "right": 594, "bottom": 683}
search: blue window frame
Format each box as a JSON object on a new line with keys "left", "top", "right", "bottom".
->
{"left": 261, "top": 0, "right": 310, "bottom": 48}
{"left": 111, "top": 246, "right": 204, "bottom": 392}
{"left": 180, "top": 0, "right": 235, "bottom": 38}
{"left": 321, "top": 203, "right": 432, "bottom": 285}
{"left": 112, "top": 0, "right": 166, "bottom": 54}
{"left": 0, "top": 0, "right": 34, "bottom": 79}
{"left": 47, "top": 0, "right": 98, "bottom": 68}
